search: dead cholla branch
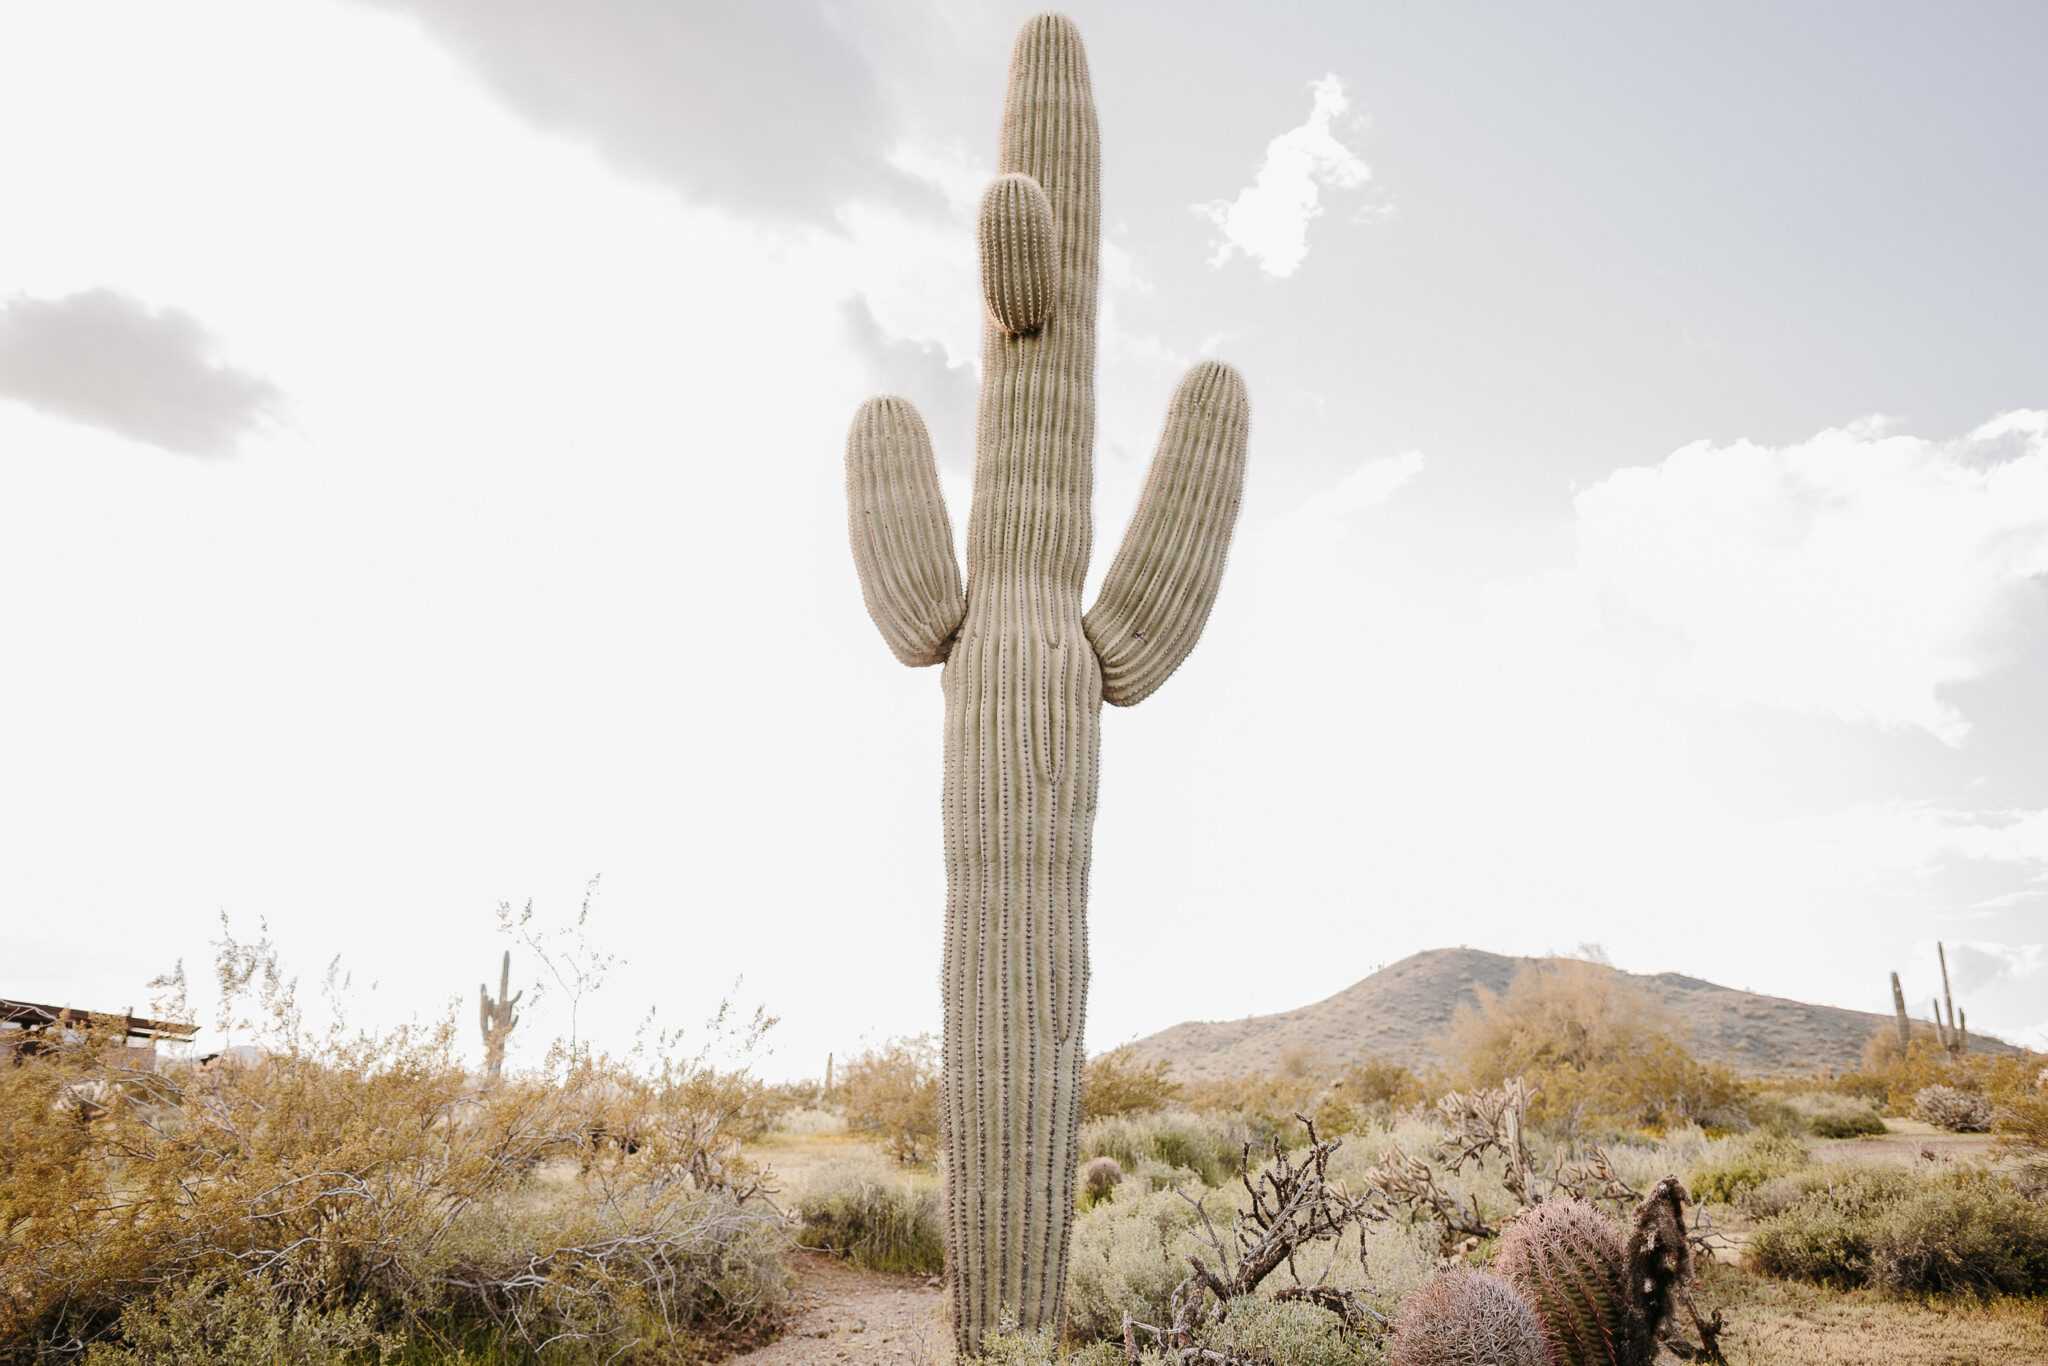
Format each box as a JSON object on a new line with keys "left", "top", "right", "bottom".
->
{"left": 1121, "top": 1116, "right": 1388, "bottom": 1364}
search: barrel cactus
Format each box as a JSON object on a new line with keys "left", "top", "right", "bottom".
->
{"left": 1494, "top": 1199, "right": 1649, "bottom": 1366}
{"left": 1390, "top": 1270, "right": 1544, "bottom": 1366}
{"left": 843, "top": 12, "right": 1251, "bottom": 1353}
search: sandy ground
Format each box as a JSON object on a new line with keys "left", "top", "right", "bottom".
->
{"left": 728, "top": 1249, "right": 949, "bottom": 1365}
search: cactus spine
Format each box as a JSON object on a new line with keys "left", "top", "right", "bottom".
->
{"left": 479, "top": 950, "right": 521, "bottom": 1084}
{"left": 843, "top": 14, "right": 1250, "bottom": 1351}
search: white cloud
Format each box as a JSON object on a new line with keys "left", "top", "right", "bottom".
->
{"left": 1194, "top": 75, "right": 1371, "bottom": 278}
{"left": 1572, "top": 414, "right": 2048, "bottom": 743}
{"left": 1328, "top": 449, "right": 1425, "bottom": 517}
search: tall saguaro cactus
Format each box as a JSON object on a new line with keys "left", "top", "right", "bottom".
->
{"left": 843, "top": 14, "right": 1250, "bottom": 1350}
{"left": 479, "top": 950, "right": 521, "bottom": 1084}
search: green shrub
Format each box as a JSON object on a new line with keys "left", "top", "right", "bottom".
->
{"left": 1792, "top": 1093, "right": 1888, "bottom": 1139}
{"left": 1685, "top": 1131, "right": 1811, "bottom": 1205}
{"left": 793, "top": 1160, "right": 944, "bottom": 1275}
{"left": 839, "top": 1036, "right": 941, "bottom": 1164}
{"left": 1082, "top": 1047, "right": 1183, "bottom": 1120}
{"left": 1079, "top": 1110, "right": 1249, "bottom": 1189}
{"left": 1870, "top": 1177, "right": 2048, "bottom": 1298}
{"left": 1064, "top": 1187, "right": 1212, "bottom": 1343}
{"left": 1747, "top": 1201, "right": 1880, "bottom": 1289}
{"left": 1746, "top": 1164, "right": 2048, "bottom": 1298}
{"left": 1744, "top": 1162, "right": 1916, "bottom": 1221}
{"left": 1195, "top": 1296, "right": 1384, "bottom": 1366}
{"left": 79, "top": 1275, "right": 389, "bottom": 1366}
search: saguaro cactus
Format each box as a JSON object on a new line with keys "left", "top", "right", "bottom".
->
{"left": 843, "top": 14, "right": 1250, "bottom": 1350}
{"left": 1889, "top": 970, "right": 1910, "bottom": 1050}
{"left": 479, "top": 950, "right": 521, "bottom": 1084}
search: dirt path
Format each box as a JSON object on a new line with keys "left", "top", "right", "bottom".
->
{"left": 730, "top": 1250, "right": 950, "bottom": 1365}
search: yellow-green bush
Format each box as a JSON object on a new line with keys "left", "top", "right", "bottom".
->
{"left": 1446, "top": 960, "right": 1754, "bottom": 1135}
{"left": 1063, "top": 1187, "right": 1213, "bottom": 1342}
{"left": 0, "top": 935, "right": 790, "bottom": 1362}
{"left": 1686, "top": 1131, "right": 1812, "bottom": 1206}
{"left": 1079, "top": 1109, "right": 1251, "bottom": 1189}
{"left": 1081, "top": 1047, "right": 1182, "bottom": 1120}
{"left": 793, "top": 1159, "right": 944, "bottom": 1275}
{"left": 1748, "top": 1166, "right": 2048, "bottom": 1298}
{"left": 838, "top": 1035, "right": 941, "bottom": 1165}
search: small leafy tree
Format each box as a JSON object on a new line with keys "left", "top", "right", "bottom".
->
{"left": 841, "top": 1036, "right": 941, "bottom": 1165}
{"left": 1082, "top": 1046, "right": 1182, "bottom": 1120}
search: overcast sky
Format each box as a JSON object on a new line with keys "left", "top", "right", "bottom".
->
{"left": 3, "top": 1, "right": 2044, "bottom": 1076}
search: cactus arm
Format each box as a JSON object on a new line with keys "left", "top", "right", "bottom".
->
{"left": 845, "top": 396, "right": 966, "bottom": 667}
{"left": 1083, "top": 361, "right": 1250, "bottom": 706}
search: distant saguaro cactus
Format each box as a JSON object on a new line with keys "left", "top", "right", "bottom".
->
{"left": 843, "top": 14, "right": 1250, "bottom": 1352}
{"left": 479, "top": 950, "right": 521, "bottom": 1084}
{"left": 1889, "top": 970, "right": 1910, "bottom": 1050}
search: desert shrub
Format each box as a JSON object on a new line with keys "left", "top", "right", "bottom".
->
{"left": 1340, "top": 1058, "right": 1427, "bottom": 1111}
{"left": 969, "top": 1326, "right": 1127, "bottom": 1365}
{"left": 0, "top": 931, "right": 791, "bottom": 1362}
{"left": 1081, "top": 1155, "right": 1125, "bottom": 1205}
{"left": 1064, "top": 1186, "right": 1212, "bottom": 1342}
{"left": 1786, "top": 1091, "right": 1888, "bottom": 1138}
{"left": 1079, "top": 1109, "right": 1250, "bottom": 1189}
{"left": 839, "top": 1034, "right": 941, "bottom": 1164}
{"left": 1915, "top": 1084, "right": 1993, "bottom": 1133}
{"left": 1195, "top": 1296, "right": 1384, "bottom": 1366}
{"left": 1746, "top": 1163, "right": 2048, "bottom": 1298}
{"left": 1743, "top": 1161, "right": 1917, "bottom": 1222}
{"left": 1747, "top": 1201, "right": 1880, "bottom": 1290}
{"left": 1869, "top": 1176, "right": 2048, "bottom": 1298}
{"left": 1307, "top": 1058, "right": 1428, "bottom": 1138}
{"left": 1082, "top": 1047, "right": 1182, "bottom": 1120}
{"left": 1685, "top": 1130, "right": 1811, "bottom": 1206}
{"left": 1998, "top": 1091, "right": 2048, "bottom": 1194}
{"left": 1389, "top": 1270, "right": 1541, "bottom": 1366}
{"left": 1446, "top": 959, "right": 1753, "bottom": 1135}
{"left": 1842, "top": 1030, "right": 2046, "bottom": 1115}
{"left": 793, "top": 1159, "right": 944, "bottom": 1275}
{"left": 78, "top": 1274, "right": 389, "bottom": 1365}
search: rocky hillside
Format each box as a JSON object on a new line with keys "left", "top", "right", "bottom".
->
{"left": 1120, "top": 947, "right": 2021, "bottom": 1080}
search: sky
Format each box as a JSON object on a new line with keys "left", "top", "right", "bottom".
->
{"left": 2, "top": 0, "right": 2044, "bottom": 1077}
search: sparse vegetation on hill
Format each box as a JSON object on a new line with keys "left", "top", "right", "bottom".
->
{"left": 1119, "top": 948, "right": 2024, "bottom": 1083}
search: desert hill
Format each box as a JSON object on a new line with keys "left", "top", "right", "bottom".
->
{"left": 1120, "top": 947, "right": 2021, "bottom": 1080}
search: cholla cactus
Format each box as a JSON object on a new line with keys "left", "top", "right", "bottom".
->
{"left": 1391, "top": 1270, "right": 1544, "bottom": 1366}
{"left": 478, "top": 950, "right": 521, "bottom": 1084}
{"left": 1494, "top": 1199, "right": 1647, "bottom": 1366}
{"left": 844, "top": 13, "right": 1250, "bottom": 1353}
{"left": 1625, "top": 1178, "right": 1690, "bottom": 1347}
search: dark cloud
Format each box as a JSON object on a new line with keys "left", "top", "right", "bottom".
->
{"left": 357, "top": 0, "right": 935, "bottom": 225}
{"left": 0, "top": 290, "right": 278, "bottom": 458}
{"left": 841, "top": 295, "right": 977, "bottom": 468}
